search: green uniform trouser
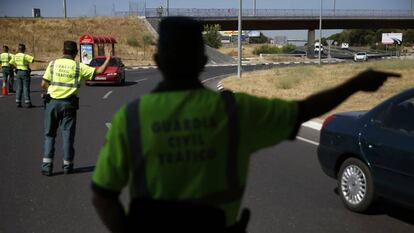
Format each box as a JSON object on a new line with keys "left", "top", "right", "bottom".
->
{"left": 15, "top": 70, "right": 31, "bottom": 104}
{"left": 42, "top": 99, "right": 77, "bottom": 171}
{"left": 2, "top": 67, "right": 13, "bottom": 91}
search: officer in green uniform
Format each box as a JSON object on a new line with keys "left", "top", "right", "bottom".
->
{"left": 41, "top": 41, "right": 110, "bottom": 176}
{"left": 10, "top": 44, "right": 35, "bottom": 107}
{"left": 91, "top": 17, "right": 400, "bottom": 233}
{"left": 1, "top": 45, "right": 15, "bottom": 93}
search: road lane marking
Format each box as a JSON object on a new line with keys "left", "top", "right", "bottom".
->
{"left": 202, "top": 74, "right": 229, "bottom": 84}
{"left": 302, "top": 121, "right": 322, "bottom": 131}
{"left": 296, "top": 136, "right": 319, "bottom": 146}
{"left": 135, "top": 78, "right": 147, "bottom": 83}
{"left": 103, "top": 90, "right": 113, "bottom": 99}
{"left": 105, "top": 123, "right": 112, "bottom": 129}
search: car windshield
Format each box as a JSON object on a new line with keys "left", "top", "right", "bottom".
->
{"left": 89, "top": 58, "right": 119, "bottom": 67}
{"left": 357, "top": 52, "right": 366, "bottom": 55}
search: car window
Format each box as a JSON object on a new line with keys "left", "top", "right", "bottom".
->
{"left": 385, "top": 97, "right": 414, "bottom": 134}
{"left": 89, "top": 58, "right": 119, "bottom": 67}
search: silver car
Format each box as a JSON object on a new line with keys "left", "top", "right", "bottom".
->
{"left": 354, "top": 52, "right": 368, "bottom": 62}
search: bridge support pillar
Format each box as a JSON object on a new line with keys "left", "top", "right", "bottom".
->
{"left": 307, "top": 29, "right": 316, "bottom": 57}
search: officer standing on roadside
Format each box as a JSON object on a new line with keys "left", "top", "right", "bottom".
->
{"left": 41, "top": 41, "right": 111, "bottom": 176}
{"left": 1, "top": 45, "right": 15, "bottom": 93}
{"left": 10, "top": 44, "right": 35, "bottom": 107}
{"left": 91, "top": 17, "right": 400, "bottom": 233}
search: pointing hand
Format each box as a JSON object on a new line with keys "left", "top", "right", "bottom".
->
{"left": 350, "top": 69, "right": 401, "bottom": 92}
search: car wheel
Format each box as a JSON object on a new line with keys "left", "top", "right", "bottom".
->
{"left": 337, "top": 157, "right": 375, "bottom": 212}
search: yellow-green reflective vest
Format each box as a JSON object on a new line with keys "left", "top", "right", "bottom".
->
{"left": 47, "top": 59, "right": 81, "bottom": 99}
{"left": 0, "top": 53, "right": 13, "bottom": 67}
{"left": 126, "top": 91, "right": 244, "bottom": 218}
{"left": 12, "top": 53, "right": 33, "bottom": 70}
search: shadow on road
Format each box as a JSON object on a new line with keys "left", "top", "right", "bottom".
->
{"left": 333, "top": 187, "right": 414, "bottom": 225}
{"left": 51, "top": 166, "right": 95, "bottom": 176}
{"left": 85, "top": 81, "right": 138, "bottom": 87}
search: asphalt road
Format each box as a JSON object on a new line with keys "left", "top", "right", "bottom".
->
{"left": 0, "top": 66, "right": 413, "bottom": 233}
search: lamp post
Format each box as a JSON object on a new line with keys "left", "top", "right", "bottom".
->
{"left": 63, "top": 0, "right": 67, "bottom": 18}
{"left": 237, "top": 0, "right": 242, "bottom": 78}
{"left": 333, "top": 0, "right": 336, "bottom": 16}
{"left": 254, "top": 0, "right": 256, "bottom": 16}
{"left": 166, "top": 0, "right": 169, "bottom": 16}
{"left": 318, "top": 0, "right": 323, "bottom": 65}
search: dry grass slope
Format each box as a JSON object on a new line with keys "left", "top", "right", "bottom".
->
{"left": 222, "top": 59, "right": 414, "bottom": 118}
{"left": 0, "top": 16, "right": 156, "bottom": 70}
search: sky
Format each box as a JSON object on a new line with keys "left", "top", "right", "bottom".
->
{"left": 0, "top": 0, "right": 411, "bottom": 39}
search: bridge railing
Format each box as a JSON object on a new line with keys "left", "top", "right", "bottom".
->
{"left": 116, "top": 8, "right": 414, "bottom": 18}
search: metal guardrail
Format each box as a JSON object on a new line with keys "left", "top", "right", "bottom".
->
{"left": 116, "top": 8, "right": 414, "bottom": 18}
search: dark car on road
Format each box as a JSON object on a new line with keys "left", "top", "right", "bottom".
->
{"left": 317, "top": 88, "right": 414, "bottom": 212}
{"left": 86, "top": 56, "right": 126, "bottom": 85}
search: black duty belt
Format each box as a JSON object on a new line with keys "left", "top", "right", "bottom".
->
{"left": 51, "top": 95, "right": 78, "bottom": 101}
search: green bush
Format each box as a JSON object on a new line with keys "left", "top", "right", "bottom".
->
{"left": 281, "top": 44, "right": 296, "bottom": 53}
{"left": 253, "top": 44, "right": 296, "bottom": 55}
{"left": 127, "top": 36, "right": 140, "bottom": 47}
{"left": 253, "top": 45, "right": 280, "bottom": 55}
{"left": 203, "top": 24, "right": 222, "bottom": 49}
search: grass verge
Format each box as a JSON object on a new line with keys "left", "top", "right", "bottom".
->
{"left": 222, "top": 59, "right": 414, "bottom": 119}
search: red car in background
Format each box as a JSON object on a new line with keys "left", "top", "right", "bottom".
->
{"left": 86, "top": 56, "right": 126, "bottom": 85}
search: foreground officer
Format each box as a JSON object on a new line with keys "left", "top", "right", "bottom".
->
{"left": 10, "top": 44, "right": 33, "bottom": 107}
{"left": 91, "top": 17, "right": 400, "bottom": 233}
{"left": 41, "top": 41, "right": 110, "bottom": 176}
{"left": 1, "top": 45, "right": 15, "bottom": 93}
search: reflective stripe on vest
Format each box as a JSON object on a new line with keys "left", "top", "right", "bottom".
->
{"left": 126, "top": 90, "right": 243, "bottom": 205}
{"left": 49, "top": 60, "right": 81, "bottom": 88}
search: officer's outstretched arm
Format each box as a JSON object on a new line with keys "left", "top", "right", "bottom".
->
{"left": 297, "top": 69, "right": 401, "bottom": 123}
{"left": 96, "top": 47, "right": 112, "bottom": 75}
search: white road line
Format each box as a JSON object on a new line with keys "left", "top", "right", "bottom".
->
{"left": 301, "top": 121, "right": 322, "bottom": 131}
{"left": 296, "top": 136, "right": 319, "bottom": 146}
{"left": 105, "top": 123, "right": 112, "bottom": 129}
{"left": 202, "top": 74, "right": 229, "bottom": 84}
{"left": 103, "top": 90, "right": 113, "bottom": 99}
{"left": 135, "top": 78, "right": 148, "bottom": 83}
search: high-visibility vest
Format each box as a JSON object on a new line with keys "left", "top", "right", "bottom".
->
{"left": 126, "top": 90, "right": 244, "bottom": 209}
{"left": 13, "top": 53, "right": 33, "bottom": 70}
{"left": 47, "top": 59, "right": 81, "bottom": 99}
{"left": 0, "top": 53, "right": 13, "bottom": 67}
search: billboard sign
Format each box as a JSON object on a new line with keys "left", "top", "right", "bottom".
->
{"left": 382, "top": 33, "right": 403, "bottom": 45}
{"left": 80, "top": 44, "right": 93, "bottom": 65}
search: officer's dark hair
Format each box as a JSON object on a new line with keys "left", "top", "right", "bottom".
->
{"left": 154, "top": 16, "right": 207, "bottom": 80}
{"left": 63, "top": 40, "right": 78, "bottom": 56}
{"left": 18, "top": 44, "right": 26, "bottom": 52}
{"left": 3, "top": 45, "right": 9, "bottom": 52}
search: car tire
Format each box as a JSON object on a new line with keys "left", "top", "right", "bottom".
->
{"left": 337, "top": 157, "right": 375, "bottom": 212}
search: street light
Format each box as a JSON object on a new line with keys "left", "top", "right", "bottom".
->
{"left": 237, "top": 0, "right": 242, "bottom": 78}
{"left": 63, "top": 0, "right": 67, "bottom": 18}
{"left": 166, "top": 0, "right": 169, "bottom": 16}
{"left": 254, "top": 0, "right": 256, "bottom": 16}
{"left": 318, "top": 0, "right": 322, "bottom": 65}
